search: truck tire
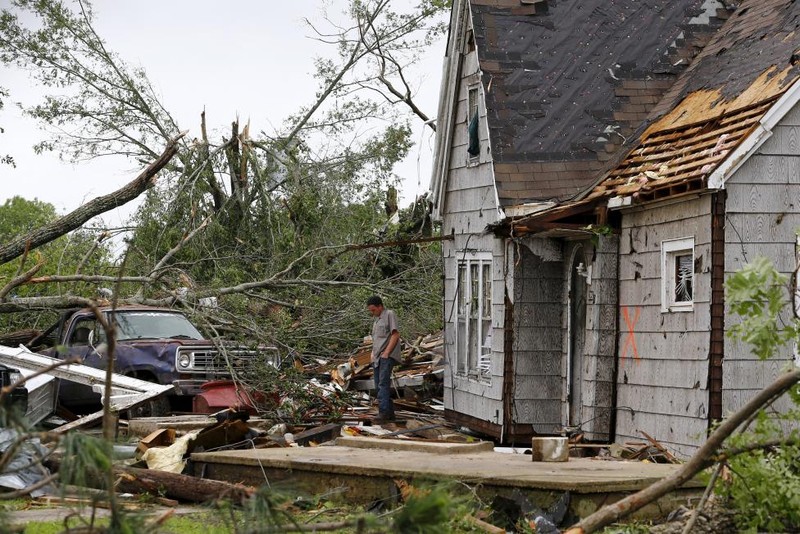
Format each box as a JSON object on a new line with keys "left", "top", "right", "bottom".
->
{"left": 124, "top": 396, "right": 171, "bottom": 419}
{"left": 122, "top": 371, "right": 172, "bottom": 419}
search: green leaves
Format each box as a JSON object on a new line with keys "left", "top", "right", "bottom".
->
{"left": 725, "top": 256, "right": 795, "bottom": 360}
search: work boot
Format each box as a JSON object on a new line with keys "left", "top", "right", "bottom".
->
{"left": 373, "top": 412, "right": 396, "bottom": 424}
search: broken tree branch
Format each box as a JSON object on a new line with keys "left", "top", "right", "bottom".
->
{"left": 0, "top": 132, "right": 185, "bottom": 266}
{"left": 0, "top": 256, "right": 46, "bottom": 300}
{"left": 566, "top": 368, "right": 800, "bottom": 534}
{"left": 135, "top": 215, "right": 212, "bottom": 299}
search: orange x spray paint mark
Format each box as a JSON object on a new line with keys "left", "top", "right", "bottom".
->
{"left": 621, "top": 306, "right": 641, "bottom": 366}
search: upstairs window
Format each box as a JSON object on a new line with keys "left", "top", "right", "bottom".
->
{"left": 467, "top": 85, "right": 480, "bottom": 158}
{"left": 661, "top": 237, "right": 694, "bottom": 312}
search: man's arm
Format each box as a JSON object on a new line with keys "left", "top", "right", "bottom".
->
{"left": 382, "top": 330, "right": 400, "bottom": 358}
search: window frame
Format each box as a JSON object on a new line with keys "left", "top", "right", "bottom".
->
{"left": 455, "top": 253, "right": 493, "bottom": 379}
{"left": 466, "top": 83, "right": 481, "bottom": 163}
{"left": 661, "top": 237, "right": 695, "bottom": 313}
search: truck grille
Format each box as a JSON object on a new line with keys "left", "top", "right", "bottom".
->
{"left": 176, "top": 347, "right": 260, "bottom": 375}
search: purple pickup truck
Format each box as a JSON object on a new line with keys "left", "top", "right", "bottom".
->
{"left": 41, "top": 305, "right": 275, "bottom": 414}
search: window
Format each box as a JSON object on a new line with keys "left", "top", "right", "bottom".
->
{"left": 456, "top": 255, "right": 492, "bottom": 377}
{"left": 467, "top": 85, "right": 480, "bottom": 158}
{"left": 661, "top": 237, "right": 695, "bottom": 312}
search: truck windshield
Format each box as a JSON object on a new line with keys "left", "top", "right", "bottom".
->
{"left": 112, "top": 311, "right": 204, "bottom": 341}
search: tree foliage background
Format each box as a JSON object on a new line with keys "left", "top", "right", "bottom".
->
{"left": 0, "top": 0, "right": 448, "bottom": 357}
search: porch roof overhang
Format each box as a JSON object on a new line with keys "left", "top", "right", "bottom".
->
{"left": 489, "top": 197, "right": 605, "bottom": 238}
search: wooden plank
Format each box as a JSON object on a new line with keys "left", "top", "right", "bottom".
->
{"left": 615, "top": 332, "right": 710, "bottom": 367}
{"left": 514, "top": 375, "right": 562, "bottom": 401}
{"left": 726, "top": 152, "right": 800, "bottom": 186}
{"left": 618, "top": 357, "right": 709, "bottom": 388}
{"left": 757, "top": 125, "right": 800, "bottom": 155}
{"left": 722, "top": 358, "right": 791, "bottom": 391}
{"left": 447, "top": 166, "right": 497, "bottom": 191}
{"left": 621, "top": 195, "right": 711, "bottom": 228}
{"left": 616, "top": 384, "right": 708, "bottom": 418}
{"left": 724, "top": 242, "right": 797, "bottom": 273}
{"left": 450, "top": 374, "right": 504, "bottom": 399}
{"left": 724, "top": 211, "right": 800, "bottom": 246}
{"left": 723, "top": 388, "right": 795, "bottom": 419}
{"left": 725, "top": 183, "right": 799, "bottom": 213}
{"left": 512, "top": 399, "right": 562, "bottom": 430}
{"left": 448, "top": 388, "right": 504, "bottom": 421}
{"left": 613, "top": 301, "right": 712, "bottom": 332}
{"left": 623, "top": 217, "right": 712, "bottom": 250}
{"left": 513, "top": 353, "right": 563, "bottom": 377}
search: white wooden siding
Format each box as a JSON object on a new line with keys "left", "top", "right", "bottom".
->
{"left": 723, "top": 102, "right": 800, "bottom": 417}
{"left": 441, "top": 12, "right": 505, "bottom": 424}
{"left": 616, "top": 195, "right": 713, "bottom": 454}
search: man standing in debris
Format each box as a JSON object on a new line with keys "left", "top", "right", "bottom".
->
{"left": 367, "top": 295, "right": 401, "bottom": 423}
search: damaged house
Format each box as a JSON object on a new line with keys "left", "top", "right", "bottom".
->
{"left": 430, "top": 0, "right": 800, "bottom": 456}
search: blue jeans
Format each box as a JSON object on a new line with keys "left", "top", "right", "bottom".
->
{"left": 374, "top": 357, "right": 396, "bottom": 416}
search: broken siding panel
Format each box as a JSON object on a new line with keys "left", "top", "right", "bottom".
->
{"left": 449, "top": 388, "right": 503, "bottom": 423}
{"left": 445, "top": 188, "right": 500, "bottom": 215}
{"left": 513, "top": 399, "right": 562, "bottom": 434}
{"left": 616, "top": 198, "right": 712, "bottom": 453}
{"left": 615, "top": 409, "right": 709, "bottom": 459}
{"left": 724, "top": 212, "right": 800, "bottom": 247}
{"left": 571, "top": 235, "right": 618, "bottom": 441}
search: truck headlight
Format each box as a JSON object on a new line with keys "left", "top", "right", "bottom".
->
{"left": 178, "top": 354, "right": 191, "bottom": 369}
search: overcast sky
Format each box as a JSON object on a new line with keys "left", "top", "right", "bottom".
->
{"left": 0, "top": 1, "right": 442, "bottom": 240}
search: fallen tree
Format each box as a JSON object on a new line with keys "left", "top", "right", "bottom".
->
{"left": 0, "top": 133, "right": 184, "bottom": 267}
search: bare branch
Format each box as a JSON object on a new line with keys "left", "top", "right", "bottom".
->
{"left": 0, "top": 257, "right": 46, "bottom": 300}
{"left": 566, "top": 368, "right": 800, "bottom": 533}
{"left": 0, "top": 133, "right": 186, "bottom": 266}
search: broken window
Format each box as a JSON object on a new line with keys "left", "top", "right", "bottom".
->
{"left": 456, "top": 254, "right": 492, "bottom": 378}
{"left": 661, "top": 237, "right": 695, "bottom": 312}
{"left": 467, "top": 85, "right": 480, "bottom": 158}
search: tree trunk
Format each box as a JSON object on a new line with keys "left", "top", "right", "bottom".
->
{"left": 47, "top": 453, "right": 254, "bottom": 504}
{"left": 114, "top": 465, "right": 255, "bottom": 504}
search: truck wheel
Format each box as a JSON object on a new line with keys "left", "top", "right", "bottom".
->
{"left": 124, "top": 396, "right": 171, "bottom": 419}
{"left": 122, "top": 371, "right": 172, "bottom": 419}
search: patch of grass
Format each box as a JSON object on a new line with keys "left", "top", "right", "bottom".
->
{"left": 161, "top": 512, "right": 231, "bottom": 533}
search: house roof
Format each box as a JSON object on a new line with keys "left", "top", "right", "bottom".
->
{"left": 471, "top": 0, "right": 734, "bottom": 207}
{"left": 510, "top": 0, "right": 800, "bottom": 233}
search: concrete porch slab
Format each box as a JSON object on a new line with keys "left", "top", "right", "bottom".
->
{"left": 190, "top": 439, "right": 704, "bottom": 522}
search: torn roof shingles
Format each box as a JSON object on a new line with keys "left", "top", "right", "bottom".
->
{"left": 471, "top": 0, "right": 732, "bottom": 206}
{"left": 589, "top": 0, "right": 800, "bottom": 205}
